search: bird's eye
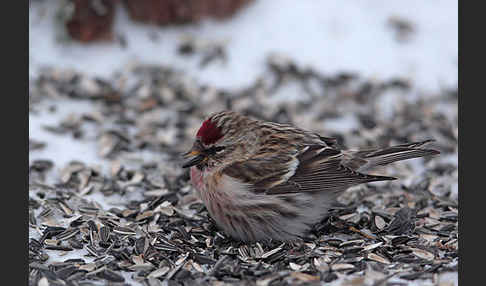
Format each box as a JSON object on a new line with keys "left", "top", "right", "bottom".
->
{"left": 214, "top": 146, "right": 225, "bottom": 153}
{"left": 205, "top": 146, "right": 225, "bottom": 155}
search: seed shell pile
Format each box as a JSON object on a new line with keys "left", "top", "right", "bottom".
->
{"left": 29, "top": 55, "right": 457, "bottom": 285}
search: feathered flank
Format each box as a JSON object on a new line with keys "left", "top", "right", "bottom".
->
{"left": 184, "top": 111, "right": 440, "bottom": 242}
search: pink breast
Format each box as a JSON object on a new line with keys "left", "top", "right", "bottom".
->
{"left": 190, "top": 166, "right": 205, "bottom": 193}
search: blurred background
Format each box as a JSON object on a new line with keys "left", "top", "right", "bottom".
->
{"left": 29, "top": 0, "right": 457, "bottom": 167}
{"left": 30, "top": 0, "right": 457, "bottom": 90}
{"left": 29, "top": 1, "right": 458, "bottom": 285}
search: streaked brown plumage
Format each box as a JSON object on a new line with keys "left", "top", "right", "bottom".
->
{"left": 183, "top": 110, "right": 439, "bottom": 242}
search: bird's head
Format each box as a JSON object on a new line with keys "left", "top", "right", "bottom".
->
{"left": 182, "top": 111, "right": 250, "bottom": 169}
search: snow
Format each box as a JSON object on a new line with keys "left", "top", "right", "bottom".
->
{"left": 29, "top": 0, "right": 458, "bottom": 171}
{"left": 29, "top": 99, "right": 110, "bottom": 170}
{"left": 29, "top": 1, "right": 457, "bottom": 285}
{"left": 30, "top": 0, "right": 457, "bottom": 92}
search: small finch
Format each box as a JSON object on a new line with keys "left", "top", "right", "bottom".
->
{"left": 183, "top": 111, "right": 439, "bottom": 242}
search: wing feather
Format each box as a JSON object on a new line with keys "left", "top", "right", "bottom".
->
{"left": 221, "top": 144, "right": 396, "bottom": 196}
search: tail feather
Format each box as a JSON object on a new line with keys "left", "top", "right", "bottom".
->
{"left": 391, "top": 139, "right": 435, "bottom": 149}
{"left": 344, "top": 140, "right": 440, "bottom": 171}
{"left": 363, "top": 148, "right": 439, "bottom": 168}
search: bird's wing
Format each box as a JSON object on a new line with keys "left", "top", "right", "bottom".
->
{"left": 221, "top": 144, "right": 396, "bottom": 196}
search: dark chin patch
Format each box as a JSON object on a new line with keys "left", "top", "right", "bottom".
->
{"left": 196, "top": 119, "right": 223, "bottom": 145}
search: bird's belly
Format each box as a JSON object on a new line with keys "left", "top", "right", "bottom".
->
{"left": 190, "top": 170, "right": 256, "bottom": 237}
{"left": 190, "top": 170, "right": 328, "bottom": 242}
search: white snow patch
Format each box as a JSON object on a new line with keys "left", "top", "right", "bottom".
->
{"left": 30, "top": 0, "right": 457, "bottom": 93}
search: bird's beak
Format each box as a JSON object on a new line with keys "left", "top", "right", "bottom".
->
{"left": 182, "top": 150, "right": 206, "bottom": 168}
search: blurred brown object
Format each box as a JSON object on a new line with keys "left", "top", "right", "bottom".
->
{"left": 123, "top": 0, "right": 254, "bottom": 25}
{"left": 65, "top": 0, "right": 116, "bottom": 43}
{"left": 65, "top": 0, "right": 253, "bottom": 43}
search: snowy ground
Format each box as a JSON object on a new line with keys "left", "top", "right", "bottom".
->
{"left": 29, "top": 1, "right": 458, "bottom": 285}
{"left": 29, "top": 0, "right": 458, "bottom": 170}
{"left": 29, "top": 0, "right": 457, "bottom": 91}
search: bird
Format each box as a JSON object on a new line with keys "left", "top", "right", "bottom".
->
{"left": 182, "top": 110, "right": 439, "bottom": 242}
